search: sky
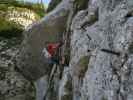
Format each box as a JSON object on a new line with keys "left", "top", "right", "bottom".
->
{"left": 23, "top": 0, "right": 51, "bottom": 6}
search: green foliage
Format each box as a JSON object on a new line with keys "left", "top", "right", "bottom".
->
{"left": 47, "top": 0, "right": 62, "bottom": 12}
{"left": 31, "top": 3, "right": 45, "bottom": 17}
{"left": 78, "top": 56, "right": 90, "bottom": 78}
{"left": 0, "top": 4, "right": 8, "bottom": 11}
{"left": 0, "top": 17, "right": 23, "bottom": 38}
{"left": 0, "top": 0, "right": 46, "bottom": 38}
{"left": 0, "top": 0, "right": 45, "bottom": 17}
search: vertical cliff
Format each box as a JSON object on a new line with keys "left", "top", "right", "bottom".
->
{"left": 17, "top": 0, "right": 133, "bottom": 100}
{"left": 70, "top": 0, "right": 133, "bottom": 100}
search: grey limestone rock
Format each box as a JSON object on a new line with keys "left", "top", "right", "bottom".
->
{"left": 16, "top": 0, "right": 133, "bottom": 100}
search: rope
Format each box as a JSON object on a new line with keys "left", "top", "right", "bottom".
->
{"left": 43, "top": 64, "right": 57, "bottom": 100}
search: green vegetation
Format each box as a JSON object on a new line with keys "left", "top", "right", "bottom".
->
{"left": 0, "top": 0, "right": 45, "bottom": 17}
{"left": 0, "top": 0, "right": 46, "bottom": 38}
{"left": 47, "top": 0, "right": 62, "bottom": 12}
{"left": 0, "top": 16, "right": 23, "bottom": 38}
{"left": 78, "top": 56, "right": 90, "bottom": 78}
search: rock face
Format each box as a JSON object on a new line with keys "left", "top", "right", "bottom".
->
{"left": 17, "top": 0, "right": 133, "bottom": 100}
{"left": 0, "top": 37, "right": 35, "bottom": 100}
{"left": 71, "top": 0, "right": 133, "bottom": 100}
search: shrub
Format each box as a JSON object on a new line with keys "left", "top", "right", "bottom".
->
{"left": 0, "top": 17, "right": 23, "bottom": 38}
{"left": 47, "top": 0, "right": 62, "bottom": 12}
{"left": 0, "top": 0, "right": 45, "bottom": 17}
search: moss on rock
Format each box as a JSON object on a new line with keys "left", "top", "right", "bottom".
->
{"left": 64, "top": 78, "right": 72, "bottom": 93}
{"left": 128, "top": 42, "right": 133, "bottom": 53}
{"left": 101, "top": 96, "right": 108, "bottom": 100}
{"left": 62, "top": 75, "right": 73, "bottom": 100}
{"left": 61, "top": 94, "right": 73, "bottom": 100}
{"left": 74, "top": 0, "right": 88, "bottom": 11}
{"left": 77, "top": 56, "right": 90, "bottom": 78}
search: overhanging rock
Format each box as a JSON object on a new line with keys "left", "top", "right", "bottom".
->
{"left": 16, "top": 0, "right": 73, "bottom": 81}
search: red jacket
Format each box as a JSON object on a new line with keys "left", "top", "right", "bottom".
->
{"left": 47, "top": 43, "right": 59, "bottom": 56}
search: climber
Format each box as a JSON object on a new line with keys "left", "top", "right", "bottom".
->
{"left": 42, "top": 41, "right": 65, "bottom": 100}
{"left": 42, "top": 41, "right": 64, "bottom": 65}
